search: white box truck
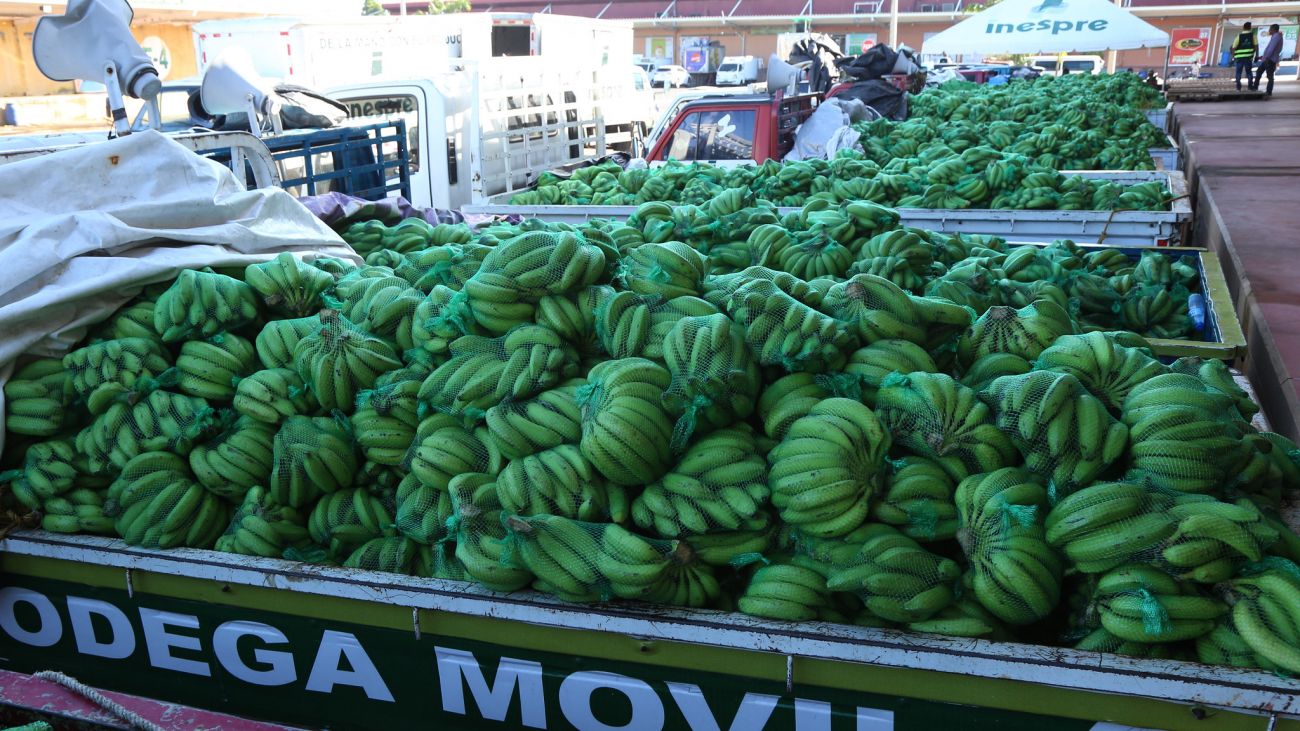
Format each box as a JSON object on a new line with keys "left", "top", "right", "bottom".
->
{"left": 716, "top": 55, "right": 762, "bottom": 86}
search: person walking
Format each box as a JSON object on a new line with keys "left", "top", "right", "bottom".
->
{"left": 1231, "top": 22, "right": 1257, "bottom": 91}
{"left": 1256, "top": 24, "right": 1283, "bottom": 96}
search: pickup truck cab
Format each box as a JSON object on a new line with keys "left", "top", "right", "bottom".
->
{"left": 643, "top": 91, "right": 819, "bottom": 165}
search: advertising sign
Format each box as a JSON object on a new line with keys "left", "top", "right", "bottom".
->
{"left": 1168, "top": 27, "right": 1211, "bottom": 65}
{"left": 846, "top": 32, "right": 878, "bottom": 54}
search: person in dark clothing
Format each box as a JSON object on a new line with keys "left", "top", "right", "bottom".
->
{"left": 1232, "top": 22, "right": 1257, "bottom": 91}
{"left": 1256, "top": 24, "right": 1283, "bottom": 95}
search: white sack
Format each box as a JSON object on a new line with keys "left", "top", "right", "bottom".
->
{"left": 785, "top": 99, "right": 858, "bottom": 162}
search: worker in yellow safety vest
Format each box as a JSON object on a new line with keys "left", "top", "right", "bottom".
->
{"left": 1231, "top": 21, "right": 1258, "bottom": 91}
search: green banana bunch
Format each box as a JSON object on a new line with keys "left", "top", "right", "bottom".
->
{"left": 408, "top": 285, "right": 479, "bottom": 361}
{"left": 875, "top": 372, "right": 1018, "bottom": 482}
{"left": 622, "top": 241, "right": 708, "bottom": 300}
{"left": 494, "top": 444, "right": 615, "bottom": 521}
{"left": 407, "top": 414, "right": 489, "bottom": 492}
{"left": 819, "top": 273, "right": 926, "bottom": 345}
{"left": 662, "top": 313, "right": 761, "bottom": 448}
{"left": 153, "top": 268, "right": 260, "bottom": 343}
{"left": 1121, "top": 373, "right": 1251, "bottom": 494}
{"left": 188, "top": 415, "right": 275, "bottom": 500}
{"left": 1090, "top": 564, "right": 1225, "bottom": 643}
{"left": 39, "top": 485, "right": 115, "bottom": 535}
{"left": 1168, "top": 356, "right": 1260, "bottom": 422}
{"left": 63, "top": 337, "right": 171, "bottom": 403}
{"left": 406, "top": 241, "right": 492, "bottom": 292}
{"left": 1036, "top": 331, "right": 1166, "bottom": 413}
{"left": 75, "top": 390, "right": 218, "bottom": 474}
{"left": 107, "top": 452, "right": 229, "bottom": 549}
{"left": 908, "top": 595, "right": 1010, "bottom": 639}
{"left": 4, "top": 359, "right": 74, "bottom": 436}
{"left": 594, "top": 290, "right": 718, "bottom": 362}
{"left": 1073, "top": 627, "right": 1180, "bottom": 659}
{"left": 415, "top": 540, "right": 468, "bottom": 581}
{"left": 351, "top": 380, "right": 421, "bottom": 466}
{"left": 756, "top": 372, "right": 861, "bottom": 441}
{"left": 1231, "top": 432, "right": 1300, "bottom": 508}
{"left": 826, "top": 524, "right": 960, "bottom": 623}
{"left": 344, "top": 536, "right": 419, "bottom": 574}
{"left": 751, "top": 222, "right": 855, "bottom": 280}
{"left": 214, "top": 486, "right": 310, "bottom": 558}
{"left": 737, "top": 557, "right": 833, "bottom": 621}
{"left": 957, "top": 299, "right": 1075, "bottom": 368}
{"left": 417, "top": 325, "right": 578, "bottom": 417}
{"left": 504, "top": 514, "right": 671, "bottom": 603}
{"left": 577, "top": 358, "right": 675, "bottom": 486}
{"left": 534, "top": 288, "right": 604, "bottom": 357}
{"left": 268, "top": 415, "right": 358, "bottom": 509}
{"left": 1045, "top": 481, "right": 1178, "bottom": 574}
{"left": 291, "top": 309, "right": 401, "bottom": 413}
{"left": 393, "top": 473, "right": 455, "bottom": 545}
{"left": 1120, "top": 285, "right": 1192, "bottom": 339}
{"left": 335, "top": 272, "right": 424, "bottom": 342}
{"left": 1158, "top": 495, "right": 1279, "bottom": 583}
{"left": 769, "top": 398, "right": 889, "bottom": 538}
{"left": 309, "top": 256, "right": 358, "bottom": 280}
{"left": 959, "top": 353, "right": 1031, "bottom": 392}
{"left": 844, "top": 339, "right": 938, "bottom": 407}
{"left": 175, "top": 333, "right": 257, "bottom": 402}
{"left": 632, "top": 425, "right": 770, "bottom": 537}
{"left": 483, "top": 380, "right": 583, "bottom": 461}
{"left": 955, "top": 467, "right": 1060, "bottom": 625}
{"left": 255, "top": 316, "right": 320, "bottom": 370}
{"left": 244, "top": 252, "right": 336, "bottom": 317}
{"left": 448, "top": 472, "right": 534, "bottom": 592}
{"left": 642, "top": 550, "right": 722, "bottom": 608}
{"left": 873, "top": 457, "right": 958, "bottom": 542}
{"left": 981, "top": 370, "right": 1129, "bottom": 495}
{"left": 682, "top": 516, "right": 777, "bottom": 567}
{"left": 1196, "top": 619, "right": 1271, "bottom": 670}
{"left": 308, "top": 487, "right": 397, "bottom": 560}
{"left": 94, "top": 299, "right": 166, "bottom": 350}
{"left": 466, "top": 231, "right": 606, "bottom": 306}
{"left": 725, "top": 278, "right": 855, "bottom": 373}
{"left": 703, "top": 266, "right": 824, "bottom": 311}
{"left": 232, "top": 368, "right": 320, "bottom": 424}
{"left": 1223, "top": 563, "right": 1300, "bottom": 675}
{"left": 4, "top": 439, "right": 81, "bottom": 509}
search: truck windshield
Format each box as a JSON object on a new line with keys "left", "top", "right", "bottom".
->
{"left": 666, "top": 109, "right": 756, "bottom": 161}
{"left": 719, "top": 64, "right": 738, "bottom": 71}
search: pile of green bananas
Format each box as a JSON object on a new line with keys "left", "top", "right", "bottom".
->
{"left": 4, "top": 198, "right": 1297, "bottom": 678}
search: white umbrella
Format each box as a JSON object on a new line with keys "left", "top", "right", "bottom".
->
{"left": 922, "top": 0, "right": 1169, "bottom": 56}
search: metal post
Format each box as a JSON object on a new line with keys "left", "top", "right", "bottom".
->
{"left": 889, "top": 0, "right": 899, "bottom": 47}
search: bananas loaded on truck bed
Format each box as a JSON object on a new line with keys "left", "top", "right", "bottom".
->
{"left": 2, "top": 198, "right": 1298, "bottom": 684}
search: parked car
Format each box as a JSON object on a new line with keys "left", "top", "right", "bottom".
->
{"left": 652, "top": 65, "right": 692, "bottom": 88}
{"left": 1029, "top": 55, "right": 1105, "bottom": 76}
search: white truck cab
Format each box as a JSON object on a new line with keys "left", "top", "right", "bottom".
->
{"left": 716, "top": 56, "right": 763, "bottom": 86}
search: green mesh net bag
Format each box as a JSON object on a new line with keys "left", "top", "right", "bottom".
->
{"left": 955, "top": 467, "right": 1061, "bottom": 625}
{"left": 638, "top": 547, "right": 722, "bottom": 608}
{"left": 1120, "top": 373, "right": 1252, "bottom": 494}
{"left": 268, "top": 414, "right": 358, "bottom": 509}
{"left": 483, "top": 380, "right": 584, "bottom": 461}
{"left": 957, "top": 299, "right": 1075, "bottom": 368}
{"left": 494, "top": 444, "right": 620, "bottom": 522}
{"left": 844, "top": 339, "right": 939, "bottom": 407}
{"left": 464, "top": 230, "right": 607, "bottom": 308}
{"left": 75, "top": 390, "right": 219, "bottom": 474}
{"left": 502, "top": 514, "right": 677, "bottom": 603}
{"left": 214, "top": 485, "right": 311, "bottom": 558}
{"left": 958, "top": 353, "right": 1031, "bottom": 393}
{"left": 1119, "top": 284, "right": 1193, "bottom": 339}
{"left": 417, "top": 324, "right": 579, "bottom": 418}
{"left": 577, "top": 358, "right": 675, "bottom": 486}
{"left": 825, "top": 524, "right": 961, "bottom": 623}
{"left": 448, "top": 472, "right": 534, "bottom": 592}
{"left": 755, "top": 371, "right": 862, "bottom": 441}
{"left": 661, "top": 313, "right": 761, "bottom": 450}
{"left": 407, "top": 285, "right": 482, "bottom": 362}
{"left": 405, "top": 242, "right": 491, "bottom": 292}
{"left": 188, "top": 415, "right": 275, "bottom": 500}
{"left": 1219, "top": 560, "right": 1300, "bottom": 675}
{"left": 873, "top": 456, "right": 958, "bottom": 542}
{"left": 632, "top": 425, "right": 769, "bottom": 538}
{"left": 174, "top": 333, "right": 257, "bottom": 402}
{"left": 620, "top": 241, "right": 709, "bottom": 300}
{"left": 153, "top": 268, "right": 260, "bottom": 342}
{"left": 255, "top": 316, "right": 320, "bottom": 370}
{"left": 981, "top": 370, "right": 1129, "bottom": 498}
{"left": 769, "top": 398, "right": 889, "bottom": 538}
{"left": 4, "top": 358, "right": 75, "bottom": 437}
{"left": 393, "top": 471, "right": 455, "bottom": 545}
{"left": 681, "top": 516, "right": 777, "bottom": 568}
{"left": 594, "top": 290, "right": 719, "bottom": 362}
{"left": 736, "top": 556, "right": 835, "bottom": 622}
{"left": 344, "top": 536, "right": 420, "bottom": 574}
{"left": 750, "top": 221, "right": 856, "bottom": 281}
{"left": 1045, "top": 481, "right": 1179, "bottom": 574}
{"left": 244, "top": 252, "right": 337, "bottom": 318}
{"left": 3, "top": 439, "right": 81, "bottom": 510}
{"left": 1085, "top": 563, "right": 1225, "bottom": 645}
{"left": 1196, "top": 618, "right": 1273, "bottom": 671}
{"left": 703, "top": 266, "right": 824, "bottom": 311}
{"left": 105, "top": 452, "right": 229, "bottom": 549}
{"left": 308, "top": 487, "right": 397, "bottom": 561}
{"left": 405, "top": 413, "right": 490, "bottom": 491}
{"left": 232, "top": 368, "right": 320, "bottom": 424}
{"left": 63, "top": 337, "right": 171, "bottom": 405}
{"left": 875, "top": 371, "right": 1018, "bottom": 483}
{"left": 292, "top": 309, "right": 401, "bottom": 413}
{"left": 1156, "top": 495, "right": 1278, "bottom": 583}
{"left": 334, "top": 272, "right": 425, "bottom": 345}
{"left": 1231, "top": 432, "right": 1300, "bottom": 508}
{"left": 1168, "top": 356, "right": 1259, "bottom": 422}
{"left": 93, "top": 299, "right": 167, "bottom": 350}
{"left": 350, "top": 380, "right": 421, "bottom": 466}
{"left": 1035, "top": 331, "right": 1167, "bottom": 413}
{"left": 38, "top": 483, "right": 116, "bottom": 536}
{"left": 725, "top": 278, "right": 855, "bottom": 373}
{"left": 534, "top": 288, "right": 605, "bottom": 358}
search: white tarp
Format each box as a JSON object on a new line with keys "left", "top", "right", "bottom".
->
{"left": 0, "top": 130, "right": 358, "bottom": 453}
{"left": 921, "top": 0, "right": 1169, "bottom": 56}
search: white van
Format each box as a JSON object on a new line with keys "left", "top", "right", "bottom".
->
{"left": 1029, "top": 55, "right": 1105, "bottom": 76}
